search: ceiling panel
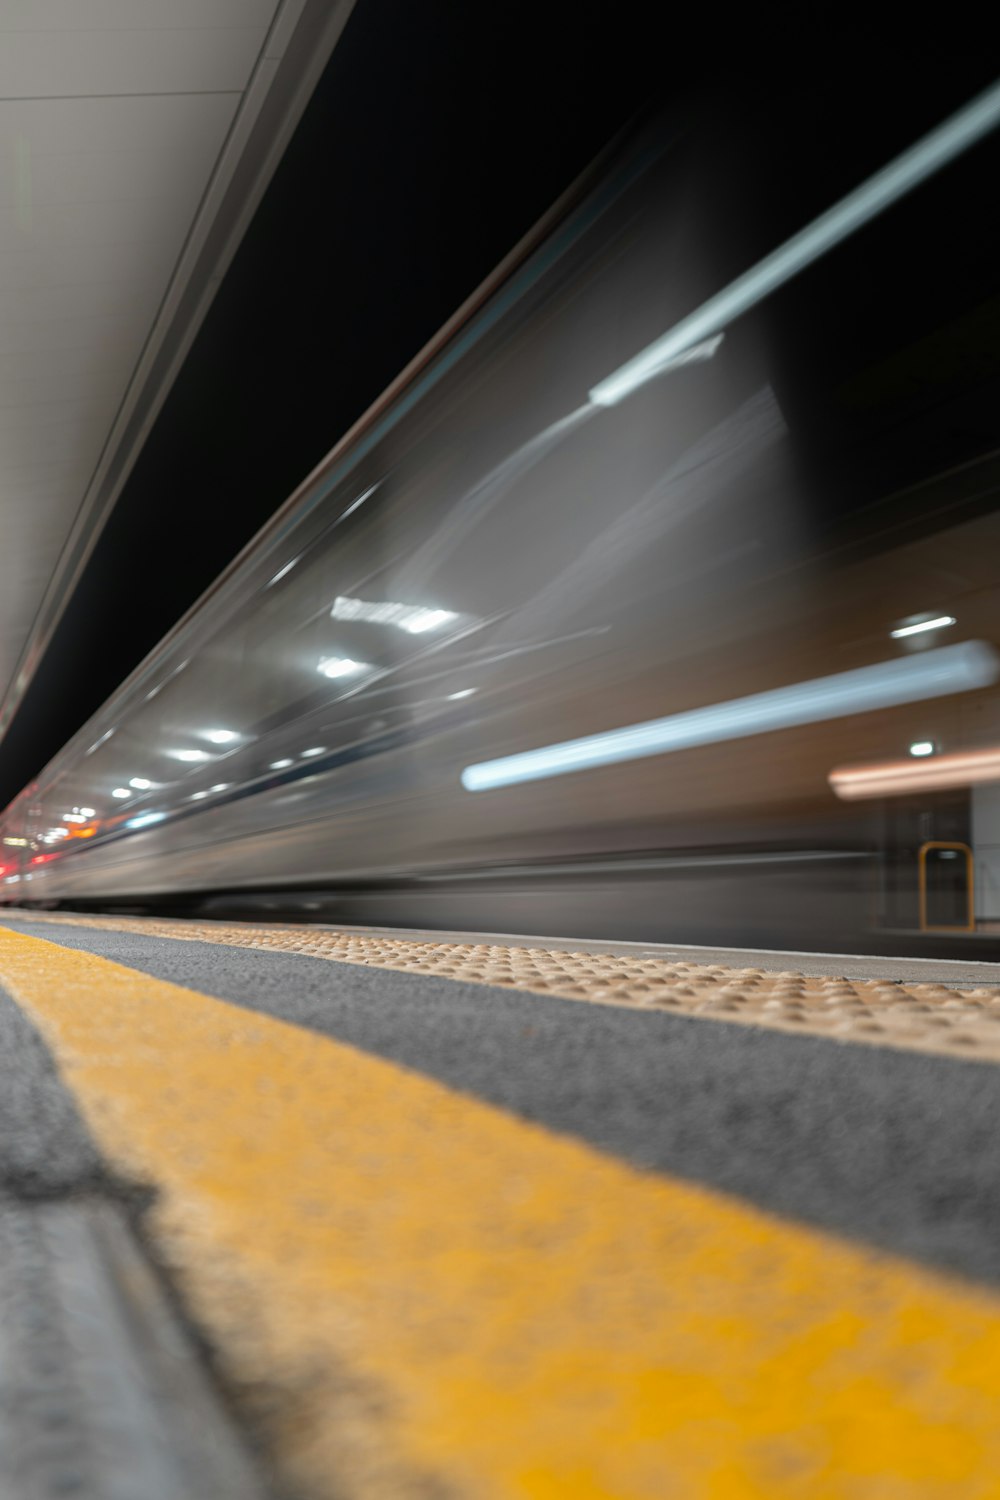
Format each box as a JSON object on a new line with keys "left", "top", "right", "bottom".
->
{"left": 0, "top": 0, "right": 303, "bottom": 724}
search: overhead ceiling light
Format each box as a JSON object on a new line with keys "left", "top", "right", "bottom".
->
{"left": 203, "top": 729, "right": 239, "bottom": 745}
{"left": 189, "top": 791, "right": 208, "bottom": 800}
{"left": 112, "top": 787, "right": 131, "bottom": 798}
{"left": 317, "top": 656, "right": 367, "bottom": 679}
{"left": 209, "top": 783, "right": 231, "bottom": 793}
{"left": 909, "top": 741, "right": 935, "bottom": 757}
{"left": 77, "top": 806, "right": 95, "bottom": 818}
{"left": 126, "top": 811, "right": 166, "bottom": 829}
{"left": 401, "top": 608, "right": 456, "bottom": 635}
{"left": 168, "top": 749, "right": 211, "bottom": 762}
{"left": 301, "top": 747, "right": 326, "bottom": 758}
{"left": 890, "top": 615, "right": 956, "bottom": 639}
{"left": 129, "top": 777, "right": 152, "bottom": 790}
{"left": 447, "top": 688, "right": 477, "bottom": 700}
{"left": 462, "top": 640, "right": 1000, "bottom": 792}
{"left": 270, "top": 758, "right": 293, "bottom": 769}
{"left": 62, "top": 813, "right": 86, "bottom": 824}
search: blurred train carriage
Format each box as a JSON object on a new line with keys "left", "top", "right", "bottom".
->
{"left": 3, "top": 82, "right": 1000, "bottom": 956}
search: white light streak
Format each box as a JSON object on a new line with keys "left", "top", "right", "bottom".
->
{"left": 129, "top": 778, "right": 152, "bottom": 790}
{"left": 462, "top": 641, "right": 1000, "bottom": 792}
{"left": 168, "top": 749, "right": 210, "bottom": 762}
{"left": 589, "top": 82, "right": 1000, "bottom": 408}
{"left": 909, "top": 741, "right": 935, "bottom": 757}
{"left": 204, "top": 729, "right": 239, "bottom": 745}
{"left": 448, "top": 688, "right": 477, "bottom": 700}
{"left": 890, "top": 615, "right": 956, "bottom": 639}
{"left": 301, "top": 747, "right": 326, "bottom": 758}
{"left": 112, "top": 787, "right": 131, "bottom": 798}
{"left": 270, "top": 759, "right": 294, "bottom": 769}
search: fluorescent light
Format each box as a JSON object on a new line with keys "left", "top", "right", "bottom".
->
{"left": 890, "top": 615, "right": 956, "bottom": 639}
{"left": 831, "top": 745, "right": 1000, "bottom": 800}
{"left": 588, "top": 81, "right": 1000, "bottom": 408}
{"left": 909, "top": 741, "right": 935, "bottom": 757}
{"left": 112, "top": 787, "right": 131, "bottom": 798}
{"left": 189, "top": 791, "right": 208, "bottom": 800}
{"left": 77, "top": 807, "right": 95, "bottom": 818}
{"left": 168, "top": 749, "right": 210, "bottom": 762}
{"left": 448, "top": 688, "right": 477, "bottom": 700}
{"left": 129, "top": 777, "right": 152, "bottom": 790}
{"left": 126, "top": 811, "right": 166, "bottom": 829}
{"left": 318, "top": 657, "right": 367, "bottom": 679}
{"left": 301, "top": 747, "right": 326, "bottom": 758}
{"left": 462, "top": 640, "right": 1000, "bottom": 792}
{"left": 204, "top": 729, "right": 238, "bottom": 745}
{"left": 270, "top": 759, "right": 293, "bottom": 769}
{"left": 62, "top": 813, "right": 86, "bottom": 824}
{"left": 209, "top": 783, "right": 231, "bottom": 793}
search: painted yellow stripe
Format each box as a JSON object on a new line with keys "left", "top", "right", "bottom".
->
{"left": 2, "top": 923, "right": 1000, "bottom": 1499}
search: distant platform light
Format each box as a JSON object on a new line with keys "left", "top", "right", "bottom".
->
{"left": 909, "top": 741, "right": 935, "bottom": 757}
{"left": 890, "top": 615, "right": 956, "bottom": 640}
{"left": 112, "top": 787, "right": 131, "bottom": 798}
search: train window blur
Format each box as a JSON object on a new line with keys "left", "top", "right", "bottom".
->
{"left": 4, "top": 74, "right": 1000, "bottom": 955}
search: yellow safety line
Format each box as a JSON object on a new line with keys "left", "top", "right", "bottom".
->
{"left": 1, "top": 923, "right": 1000, "bottom": 1499}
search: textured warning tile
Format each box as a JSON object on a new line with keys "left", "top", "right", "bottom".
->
{"left": 4, "top": 922, "right": 1000, "bottom": 1500}
{"left": 8, "top": 909, "right": 1000, "bottom": 1063}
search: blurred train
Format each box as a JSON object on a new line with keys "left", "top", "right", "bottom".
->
{"left": 3, "top": 84, "right": 1000, "bottom": 956}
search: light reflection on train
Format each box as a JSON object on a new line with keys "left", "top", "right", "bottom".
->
{"left": 3, "top": 85, "right": 1000, "bottom": 955}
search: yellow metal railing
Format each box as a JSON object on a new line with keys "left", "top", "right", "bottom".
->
{"left": 918, "top": 840, "right": 975, "bottom": 932}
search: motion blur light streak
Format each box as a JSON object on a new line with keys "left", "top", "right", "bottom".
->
{"left": 270, "top": 759, "right": 293, "bottom": 769}
{"left": 909, "top": 741, "right": 935, "bottom": 757}
{"left": 111, "top": 787, "right": 130, "bottom": 798}
{"left": 125, "top": 812, "right": 166, "bottom": 829}
{"left": 462, "top": 642, "right": 1000, "bottom": 791}
{"left": 588, "top": 332, "right": 723, "bottom": 406}
{"left": 204, "top": 729, "right": 239, "bottom": 745}
{"left": 448, "top": 688, "right": 477, "bottom": 700}
{"left": 588, "top": 81, "right": 1000, "bottom": 409}
{"left": 830, "top": 746, "right": 1000, "bottom": 800}
{"left": 301, "top": 747, "right": 326, "bottom": 758}
{"left": 129, "top": 778, "right": 152, "bottom": 790}
{"left": 168, "top": 750, "right": 211, "bottom": 763}
{"left": 890, "top": 616, "right": 957, "bottom": 639}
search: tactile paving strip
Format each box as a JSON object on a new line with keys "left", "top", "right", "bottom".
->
{"left": 7, "top": 911, "right": 1000, "bottom": 1064}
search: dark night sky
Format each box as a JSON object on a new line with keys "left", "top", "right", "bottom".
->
{"left": 0, "top": 7, "right": 994, "bottom": 808}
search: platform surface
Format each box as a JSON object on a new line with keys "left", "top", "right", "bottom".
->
{"left": 1, "top": 908, "right": 1000, "bottom": 1498}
